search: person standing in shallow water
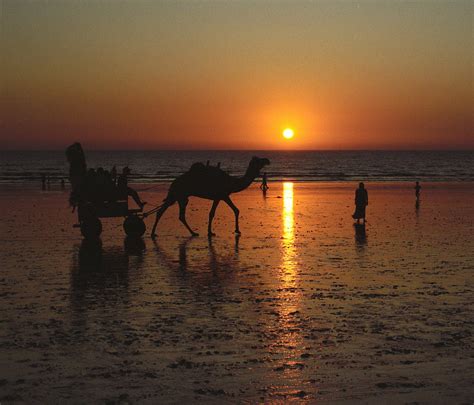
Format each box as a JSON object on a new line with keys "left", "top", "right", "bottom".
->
{"left": 260, "top": 172, "right": 269, "bottom": 193}
{"left": 415, "top": 181, "right": 421, "bottom": 202}
{"left": 352, "top": 182, "right": 368, "bottom": 224}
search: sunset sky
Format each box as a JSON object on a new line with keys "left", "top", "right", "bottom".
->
{"left": 1, "top": 0, "right": 472, "bottom": 150}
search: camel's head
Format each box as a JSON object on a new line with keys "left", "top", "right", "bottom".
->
{"left": 249, "top": 156, "right": 270, "bottom": 173}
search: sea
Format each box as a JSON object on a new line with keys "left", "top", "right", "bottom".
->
{"left": 0, "top": 150, "right": 473, "bottom": 184}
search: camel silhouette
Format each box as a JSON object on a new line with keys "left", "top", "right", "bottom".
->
{"left": 150, "top": 157, "right": 270, "bottom": 238}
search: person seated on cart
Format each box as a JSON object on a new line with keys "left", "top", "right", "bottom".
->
{"left": 95, "top": 167, "right": 117, "bottom": 202}
{"left": 117, "top": 167, "right": 146, "bottom": 209}
{"left": 83, "top": 168, "right": 98, "bottom": 202}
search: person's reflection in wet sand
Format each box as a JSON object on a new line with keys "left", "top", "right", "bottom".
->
{"left": 124, "top": 236, "right": 146, "bottom": 255}
{"left": 126, "top": 238, "right": 148, "bottom": 264}
{"left": 77, "top": 238, "right": 103, "bottom": 271}
{"left": 354, "top": 223, "right": 367, "bottom": 251}
{"left": 72, "top": 239, "right": 130, "bottom": 294}
{"left": 70, "top": 238, "right": 145, "bottom": 332}
{"left": 124, "top": 237, "right": 146, "bottom": 268}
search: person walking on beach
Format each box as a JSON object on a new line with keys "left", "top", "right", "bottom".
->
{"left": 352, "top": 182, "right": 368, "bottom": 224}
{"left": 260, "top": 172, "right": 269, "bottom": 192}
{"left": 415, "top": 181, "right": 421, "bottom": 202}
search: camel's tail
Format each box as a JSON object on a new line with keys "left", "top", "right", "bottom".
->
{"left": 143, "top": 194, "right": 176, "bottom": 217}
{"left": 144, "top": 175, "right": 183, "bottom": 217}
{"left": 162, "top": 190, "right": 178, "bottom": 206}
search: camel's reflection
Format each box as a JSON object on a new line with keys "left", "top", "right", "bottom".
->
{"left": 154, "top": 235, "right": 240, "bottom": 270}
{"left": 153, "top": 235, "right": 241, "bottom": 299}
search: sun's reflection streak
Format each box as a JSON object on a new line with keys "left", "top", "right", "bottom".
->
{"left": 270, "top": 182, "right": 305, "bottom": 382}
{"left": 282, "top": 182, "right": 296, "bottom": 279}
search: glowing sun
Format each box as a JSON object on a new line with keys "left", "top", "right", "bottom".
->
{"left": 283, "top": 128, "right": 294, "bottom": 139}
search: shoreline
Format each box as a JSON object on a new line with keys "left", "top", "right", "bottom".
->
{"left": 0, "top": 180, "right": 473, "bottom": 193}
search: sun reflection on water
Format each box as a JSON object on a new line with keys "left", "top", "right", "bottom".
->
{"left": 282, "top": 182, "right": 296, "bottom": 276}
{"left": 269, "top": 182, "right": 305, "bottom": 384}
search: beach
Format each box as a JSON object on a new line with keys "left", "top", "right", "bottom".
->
{"left": 1, "top": 181, "right": 473, "bottom": 403}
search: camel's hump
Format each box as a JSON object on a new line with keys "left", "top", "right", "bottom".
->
{"left": 188, "top": 163, "right": 231, "bottom": 178}
{"left": 168, "top": 163, "right": 238, "bottom": 198}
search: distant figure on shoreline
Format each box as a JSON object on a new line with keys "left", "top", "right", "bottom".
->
{"left": 260, "top": 172, "right": 269, "bottom": 193}
{"left": 60, "top": 178, "right": 65, "bottom": 190}
{"left": 41, "top": 174, "right": 46, "bottom": 190}
{"left": 415, "top": 181, "right": 421, "bottom": 202}
{"left": 111, "top": 166, "right": 117, "bottom": 185}
{"left": 352, "top": 182, "right": 368, "bottom": 224}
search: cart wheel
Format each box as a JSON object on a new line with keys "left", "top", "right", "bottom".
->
{"left": 81, "top": 216, "right": 102, "bottom": 239}
{"left": 123, "top": 215, "right": 146, "bottom": 237}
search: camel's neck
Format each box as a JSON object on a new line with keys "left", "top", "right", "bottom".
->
{"left": 232, "top": 165, "right": 260, "bottom": 193}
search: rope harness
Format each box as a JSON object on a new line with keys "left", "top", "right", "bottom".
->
{"left": 141, "top": 202, "right": 166, "bottom": 218}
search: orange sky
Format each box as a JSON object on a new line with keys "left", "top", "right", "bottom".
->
{"left": 1, "top": 1, "right": 472, "bottom": 150}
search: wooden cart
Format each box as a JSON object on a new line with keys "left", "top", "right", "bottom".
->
{"left": 74, "top": 199, "right": 146, "bottom": 239}
{"left": 67, "top": 142, "right": 146, "bottom": 239}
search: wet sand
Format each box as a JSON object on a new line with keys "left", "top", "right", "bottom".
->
{"left": 1, "top": 182, "right": 473, "bottom": 403}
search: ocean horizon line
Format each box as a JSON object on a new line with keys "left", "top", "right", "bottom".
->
{"left": 1, "top": 148, "right": 473, "bottom": 153}
{"left": 1, "top": 149, "right": 472, "bottom": 184}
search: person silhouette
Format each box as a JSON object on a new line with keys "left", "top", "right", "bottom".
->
{"left": 111, "top": 166, "right": 117, "bottom": 185}
{"left": 260, "top": 172, "right": 269, "bottom": 192}
{"left": 117, "top": 167, "right": 146, "bottom": 209}
{"left": 415, "top": 181, "right": 421, "bottom": 202}
{"left": 352, "top": 182, "right": 368, "bottom": 224}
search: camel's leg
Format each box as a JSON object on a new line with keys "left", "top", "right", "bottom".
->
{"left": 224, "top": 196, "right": 240, "bottom": 234}
{"left": 208, "top": 200, "right": 220, "bottom": 237}
{"left": 151, "top": 200, "right": 173, "bottom": 238}
{"left": 179, "top": 198, "right": 198, "bottom": 236}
